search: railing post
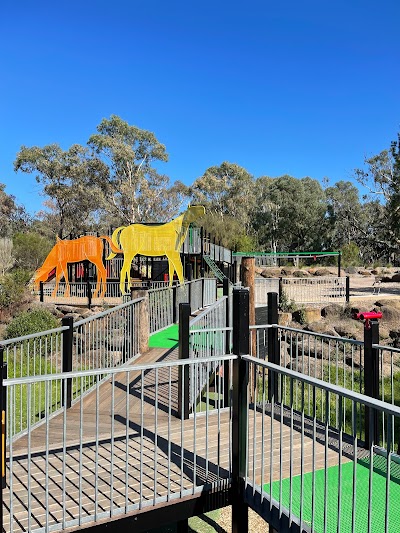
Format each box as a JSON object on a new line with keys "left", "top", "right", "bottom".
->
{"left": 232, "top": 289, "right": 249, "bottom": 533}
{"left": 86, "top": 281, "right": 92, "bottom": 309}
{"left": 62, "top": 316, "right": 74, "bottom": 409}
{"left": 346, "top": 276, "right": 350, "bottom": 303}
{"left": 267, "top": 292, "right": 280, "bottom": 401}
{"left": 223, "top": 278, "right": 230, "bottom": 406}
{"left": 178, "top": 303, "right": 190, "bottom": 420}
{"left": 172, "top": 284, "right": 177, "bottom": 323}
{"left": 278, "top": 277, "right": 283, "bottom": 305}
{"left": 364, "top": 319, "right": 380, "bottom": 447}
{"left": 338, "top": 251, "right": 342, "bottom": 278}
{"left": 0, "top": 351, "right": 6, "bottom": 532}
{"left": 39, "top": 281, "right": 44, "bottom": 302}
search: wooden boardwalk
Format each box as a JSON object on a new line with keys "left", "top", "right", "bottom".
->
{"left": 4, "top": 347, "right": 347, "bottom": 532}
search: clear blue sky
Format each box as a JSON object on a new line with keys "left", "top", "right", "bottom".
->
{"left": 1, "top": 0, "right": 399, "bottom": 215}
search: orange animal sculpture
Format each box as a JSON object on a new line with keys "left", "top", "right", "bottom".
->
{"left": 34, "top": 235, "right": 122, "bottom": 298}
{"left": 107, "top": 205, "right": 205, "bottom": 293}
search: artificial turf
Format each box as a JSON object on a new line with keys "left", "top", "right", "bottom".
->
{"left": 263, "top": 454, "right": 400, "bottom": 532}
{"left": 149, "top": 324, "right": 179, "bottom": 349}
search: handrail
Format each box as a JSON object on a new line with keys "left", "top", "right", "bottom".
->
{"left": 74, "top": 296, "right": 144, "bottom": 326}
{"left": 190, "top": 295, "right": 227, "bottom": 327}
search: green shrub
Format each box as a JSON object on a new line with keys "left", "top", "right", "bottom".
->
{"left": 341, "top": 242, "right": 360, "bottom": 267}
{"left": 279, "top": 289, "right": 297, "bottom": 313}
{"left": 0, "top": 269, "right": 32, "bottom": 309}
{"left": 5, "top": 308, "right": 59, "bottom": 340}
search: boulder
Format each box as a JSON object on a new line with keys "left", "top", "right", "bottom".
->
{"left": 321, "top": 304, "right": 343, "bottom": 319}
{"left": 293, "top": 270, "right": 310, "bottom": 278}
{"left": 293, "top": 307, "right": 321, "bottom": 324}
{"left": 261, "top": 268, "right": 281, "bottom": 278}
{"left": 304, "top": 321, "right": 339, "bottom": 337}
{"left": 359, "top": 270, "right": 372, "bottom": 276}
{"left": 379, "top": 305, "right": 400, "bottom": 323}
{"left": 57, "top": 305, "right": 82, "bottom": 315}
{"left": 333, "top": 320, "right": 364, "bottom": 341}
{"left": 345, "top": 266, "right": 358, "bottom": 274}
{"left": 313, "top": 268, "right": 331, "bottom": 276}
{"left": 278, "top": 312, "right": 292, "bottom": 326}
{"left": 375, "top": 299, "right": 400, "bottom": 311}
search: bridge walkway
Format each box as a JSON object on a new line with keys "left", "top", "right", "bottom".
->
{"left": 4, "top": 345, "right": 345, "bottom": 532}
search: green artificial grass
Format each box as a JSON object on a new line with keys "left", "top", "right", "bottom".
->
{"left": 264, "top": 454, "right": 400, "bottom": 532}
{"left": 149, "top": 324, "right": 179, "bottom": 349}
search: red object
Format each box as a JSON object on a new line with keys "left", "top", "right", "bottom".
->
{"left": 353, "top": 311, "right": 382, "bottom": 321}
{"left": 164, "top": 273, "right": 169, "bottom": 282}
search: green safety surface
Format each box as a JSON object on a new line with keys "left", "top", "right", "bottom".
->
{"left": 263, "top": 454, "right": 400, "bottom": 532}
{"left": 149, "top": 324, "right": 179, "bottom": 349}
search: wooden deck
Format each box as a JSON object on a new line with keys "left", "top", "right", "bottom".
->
{"left": 4, "top": 347, "right": 347, "bottom": 532}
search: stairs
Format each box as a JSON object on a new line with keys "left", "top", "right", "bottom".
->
{"left": 203, "top": 255, "right": 227, "bottom": 282}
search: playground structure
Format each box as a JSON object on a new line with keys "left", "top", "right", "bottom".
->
{"left": 34, "top": 235, "right": 121, "bottom": 298}
{"left": 1, "top": 288, "right": 400, "bottom": 532}
{"left": 107, "top": 205, "right": 205, "bottom": 292}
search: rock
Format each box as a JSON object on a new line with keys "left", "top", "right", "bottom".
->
{"left": 379, "top": 305, "right": 400, "bottom": 323}
{"left": 278, "top": 312, "right": 292, "bottom": 326}
{"left": 321, "top": 304, "right": 343, "bottom": 318}
{"left": 374, "top": 299, "right": 400, "bottom": 310}
{"left": 293, "top": 270, "right": 310, "bottom": 278}
{"left": 390, "top": 273, "right": 400, "bottom": 282}
{"left": 293, "top": 307, "right": 321, "bottom": 324}
{"left": 304, "top": 321, "right": 339, "bottom": 337}
{"left": 280, "top": 267, "right": 295, "bottom": 276}
{"left": 313, "top": 268, "right": 331, "bottom": 276}
{"left": 345, "top": 266, "right": 358, "bottom": 274}
{"left": 79, "top": 308, "right": 95, "bottom": 319}
{"left": 359, "top": 270, "right": 372, "bottom": 276}
{"left": 333, "top": 320, "right": 364, "bottom": 341}
{"left": 57, "top": 305, "right": 82, "bottom": 314}
{"left": 261, "top": 268, "right": 281, "bottom": 278}
{"left": 64, "top": 312, "right": 82, "bottom": 322}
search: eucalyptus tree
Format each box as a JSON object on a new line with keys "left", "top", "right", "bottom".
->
{"left": 325, "top": 181, "right": 363, "bottom": 248}
{"left": 189, "top": 162, "right": 256, "bottom": 233}
{"left": 353, "top": 132, "right": 400, "bottom": 256}
{"left": 88, "top": 115, "right": 184, "bottom": 224}
{"left": 14, "top": 144, "right": 96, "bottom": 237}
{"left": 252, "top": 175, "right": 327, "bottom": 252}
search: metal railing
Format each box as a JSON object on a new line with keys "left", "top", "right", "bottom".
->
{"left": 187, "top": 296, "right": 230, "bottom": 414}
{"left": 148, "top": 278, "right": 218, "bottom": 335}
{"left": 3, "top": 355, "right": 234, "bottom": 532}
{"left": 1, "top": 298, "right": 143, "bottom": 443}
{"left": 243, "top": 354, "right": 400, "bottom": 533}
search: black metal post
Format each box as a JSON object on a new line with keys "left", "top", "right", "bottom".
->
{"left": 278, "top": 277, "right": 283, "bottom": 304}
{"left": 62, "top": 316, "right": 74, "bottom": 409}
{"left": 346, "top": 276, "right": 350, "bottom": 304}
{"left": 267, "top": 292, "right": 280, "bottom": 401}
{"left": 364, "top": 319, "right": 380, "bottom": 447}
{"left": 172, "top": 284, "right": 177, "bottom": 323}
{"left": 86, "top": 281, "right": 92, "bottom": 309}
{"left": 338, "top": 251, "right": 342, "bottom": 278}
{"left": 232, "top": 289, "right": 249, "bottom": 533}
{"left": 178, "top": 303, "right": 190, "bottom": 420}
{"left": 39, "top": 281, "right": 44, "bottom": 302}
{"left": 223, "top": 278, "right": 230, "bottom": 406}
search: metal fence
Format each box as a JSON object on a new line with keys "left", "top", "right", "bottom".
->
{"left": 2, "top": 355, "right": 234, "bottom": 532}
{"left": 148, "top": 285, "right": 174, "bottom": 334}
{"left": 243, "top": 354, "right": 400, "bottom": 533}
{"left": 254, "top": 276, "right": 347, "bottom": 306}
{"left": 188, "top": 297, "right": 230, "bottom": 414}
{"left": 1, "top": 298, "right": 143, "bottom": 443}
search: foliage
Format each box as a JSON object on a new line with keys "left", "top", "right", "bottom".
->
{"left": 0, "top": 183, "right": 29, "bottom": 237}
{"left": 12, "top": 231, "right": 53, "bottom": 271}
{"left": 0, "top": 269, "right": 31, "bottom": 309}
{"left": 252, "top": 175, "right": 327, "bottom": 252}
{"left": 5, "top": 308, "right": 59, "bottom": 339}
{"left": 199, "top": 212, "right": 258, "bottom": 251}
{"left": 14, "top": 144, "right": 96, "bottom": 237}
{"left": 279, "top": 289, "right": 297, "bottom": 313}
{"left": 190, "top": 162, "right": 256, "bottom": 233}
{"left": 88, "top": 115, "right": 185, "bottom": 225}
{"left": 0, "top": 238, "right": 14, "bottom": 275}
{"left": 341, "top": 242, "right": 360, "bottom": 267}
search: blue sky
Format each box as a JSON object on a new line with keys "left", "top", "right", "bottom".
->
{"left": 1, "top": 0, "right": 399, "bottom": 215}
